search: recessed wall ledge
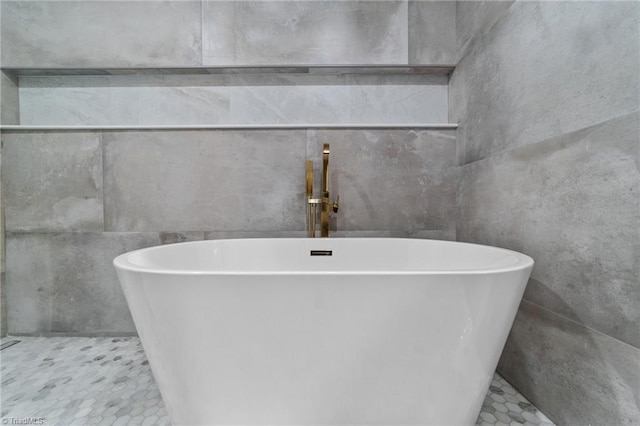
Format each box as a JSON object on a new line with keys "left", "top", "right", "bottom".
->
{"left": 1, "top": 65, "right": 455, "bottom": 78}
{"left": 0, "top": 124, "right": 458, "bottom": 131}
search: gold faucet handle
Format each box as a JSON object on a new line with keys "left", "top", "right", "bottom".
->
{"left": 332, "top": 195, "right": 339, "bottom": 213}
{"left": 322, "top": 144, "right": 330, "bottom": 196}
{"left": 306, "top": 160, "right": 313, "bottom": 198}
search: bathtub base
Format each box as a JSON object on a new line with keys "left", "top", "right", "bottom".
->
{"left": 114, "top": 238, "right": 533, "bottom": 425}
{"left": 122, "top": 274, "right": 524, "bottom": 425}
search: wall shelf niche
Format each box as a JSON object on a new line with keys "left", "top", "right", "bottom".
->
{"left": 1, "top": 65, "right": 454, "bottom": 78}
{"left": 0, "top": 123, "right": 458, "bottom": 131}
{"left": 1, "top": 65, "right": 456, "bottom": 130}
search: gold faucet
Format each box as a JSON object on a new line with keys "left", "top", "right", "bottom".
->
{"left": 306, "top": 144, "right": 339, "bottom": 238}
{"left": 306, "top": 160, "right": 318, "bottom": 238}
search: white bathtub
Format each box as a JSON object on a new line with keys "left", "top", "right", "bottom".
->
{"left": 114, "top": 238, "right": 533, "bottom": 425}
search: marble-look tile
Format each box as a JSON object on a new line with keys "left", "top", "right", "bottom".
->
{"left": 231, "top": 74, "right": 448, "bottom": 125}
{"left": 202, "top": 1, "right": 408, "bottom": 65}
{"left": 5, "top": 232, "right": 204, "bottom": 335}
{"left": 451, "top": 1, "right": 640, "bottom": 164}
{"left": 1, "top": 132, "right": 103, "bottom": 232}
{"left": 204, "top": 231, "right": 307, "bottom": 240}
{"left": 203, "top": 230, "right": 456, "bottom": 241}
{"left": 457, "top": 112, "right": 640, "bottom": 348}
{"left": 0, "top": 1, "right": 201, "bottom": 67}
{"left": 18, "top": 74, "right": 447, "bottom": 125}
{"left": 408, "top": 1, "right": 456, "bottom": 65}
{"left": 103, "top": 130, "right": 307, "bottom": 232}
{"left": 134, "top": 87, "right": 230, "bottom": 126}
{"left": 347, "top": 78, "right": 448, "bottom": 124}
{"left": 19, "top": 77, "right": 113, "bottom": 126}
{"left": 19, "top": 76, "right": 231, "bottom": 126}
{"left": 455, "top": 1, "right": 514, "bottom": 62}
{"left": 0, "top": 337, "right": 171, "bottom": 425}
{"left": 476, "top": 373, "right": 554, "bottom": 426}
{"left": 1, "top": 149, "right": 3, "bottom": 337}
{"left": 0, "top": 336, "right": 552, "bottom": 426}
{"left": 331, "top": 230, "right": 456, "bottom": 241}
{"left": 229, "top": 75, "right": 352, "bottom": 125}
{"left": 498, "top": 301, "right": 640, "bottom": 425}
{"left": 308, "top": 129, "right": 457, "bottom": 233}
{"left": 1, "top": 71, "right": 19, "bottom": 124}
{"left": 0, "top": 272, "right": 5, "bottom": 337}
{"left": 7, "top": 233, "right": 134, "bottom": 334}
{"left": 159, "top": 232, "right": 206, "bottom": 245}
{"left": 0, "top": 148, "right": 3, "bottom": 270}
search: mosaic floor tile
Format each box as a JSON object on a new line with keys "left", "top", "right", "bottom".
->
{"left": 476, "top": 375, "right": 555, "bottom": 426}
{"left": 1, "top": 337, "right": 554, "bottom": 425}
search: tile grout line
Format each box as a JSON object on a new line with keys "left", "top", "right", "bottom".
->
{"left": 521, "top": 298, "right": 640, "bottom": 352}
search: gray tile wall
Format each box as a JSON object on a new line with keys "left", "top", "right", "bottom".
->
{"left": 202, "top": 1, "right": 409, "bottom": 65}
{"left": 451, "top": 1, "right": 640, "bottom": 164}
{"left": 3, "top": 132, "right": 103, "bottom": 232}
{"left": 408, "top": 1, "right": 456, "bottom": 65}
{"left": 455, "top": 1, "right": 514, "bottom": 62}
{"left": 18, "top": 74, "right": 448, "bottom": 126}
{"left": 1, "top": 72, "right": 19, "bottom": 125}
{"left": 0, "top": 0, "right": 457, "bottom": 335}
{"left": 457, "top": 113, "right": 640, "bottom": 348}
{"left": 452, "top": 1, "right": 640, "bottom": 423}
{"left": 5, "top": 231, "right": 209, "bottom": 335}
{"left": 1, "top": 71, "right": 15, "bottom": 336}
{"left": 1, "top": 145, "right": 5, "bottom": 337}
{"left": 103, "top": 130, "right": 307, "bottom": 232}
{"left": 1, "top": 128, "right": 457, "bottom": 334}
{"left": 308, "top": 129, "right": 457, "bottom": 234}
{"left": 1, "top": 1, "right": 455, "bottom": 68}
{"left": 501, "top": 301, "right": 640, "bottom": 426}
{"left": 1, "top": 1, "right": 202, "bottom": 67}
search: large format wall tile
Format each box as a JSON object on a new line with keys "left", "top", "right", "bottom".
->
{"left": 498, "top": 301, "right": 640, "bottom": 425}
{"left": 1, "top": 1, "right": 201, "bottom": 67}
{"left": 331, "top": 230, "right": 455, "bottom": 241}
{"left": 202, "top": 1, "right": 408, "bottom": 65}
{"left": 455, "top": 1, "right": 514, "bottom": 62}
{"left": 230, "top": 74, "right": 448, "bottom": 125}
{"left": 19, "top": 76, "right": 231, "bottom": 126}
{"left": 19, "top": 74, "right": 447, "bottom": 125}
{"left": 308, "top": 129, "right": 457, "bottom": 233}
{"left": 345, "top": 74, "right": 448, "bottom": 124}
{"left": 1, "top": 72, "right": 19, "bottom": 124}
{"left": 2, "top": 132, "right": 104, "bottom": 232}
{"left": 0, "top": 271, "right": 5, "bottom": 337}
{"left": 453, "top": 2, "right": 640, "bottom": 423}
{"left": 457, "top": 112, "right": 640, "bottom": 348}
{"left": 1, "top": 147, "right": 4, "bottom": 336}
{"left": 229, "top": 77, "right": 351, "bottom": 126}
{"left": 408, "top": 1, "right": 456, "bottom": 65}
{"left": 6, "top": 231, "right": 205, "bottom": 334}
{"left": 5, "top": 232, "right": 193, "bottom": 334}
{"left": 104, "top": 130, "right": 307, "bottom": 232}
{"left": 1, "top": 148, "right": 3, "bottom": 269}
{"left": 451, "top": 1, "right": 640, "bottom": 164}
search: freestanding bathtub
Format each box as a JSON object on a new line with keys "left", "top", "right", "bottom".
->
{"left": 114, "top": 238, "right": 533, "bottom": 425}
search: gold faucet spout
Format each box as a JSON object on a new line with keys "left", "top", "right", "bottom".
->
{"left": 306, "top": 160, "right": 314, "bottom": 199}
{"left": 321, "top": 144, "right": 331, "bottom": 237}
{"left": 306, "top": 143, "right": 338, "bottom": 238}
{"left": 322, "top": 144, "right": 330, "bottom": 197}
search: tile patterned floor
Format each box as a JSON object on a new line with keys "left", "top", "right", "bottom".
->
{"left": 477, "top": 375, "right": 554, "bottom": 426}
{"left": 1, "top": 337, "right": 554, "bottom": 426}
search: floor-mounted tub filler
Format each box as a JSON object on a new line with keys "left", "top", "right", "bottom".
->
{"left": 113, "top": 237, "right": 533, "bottom": 425}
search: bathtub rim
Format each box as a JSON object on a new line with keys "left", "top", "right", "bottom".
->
{"left": 113, "top": 238, "right": 534, "bottom": 276}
